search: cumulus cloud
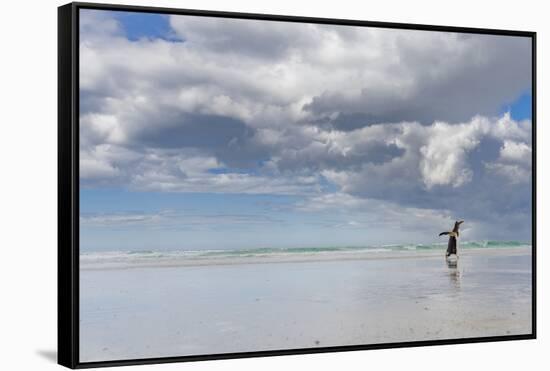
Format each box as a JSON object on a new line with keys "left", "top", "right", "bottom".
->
{"left": 485, "top": 138, "right": 532, "bottom": 184}
{"left": 500, "top": 140, "right": 532, "bottom": 164}
{"left": 315, "top": 114, "right": 531, "bottom": 239}
{"left": 302, "top": 32, "right": 531, "bottom": 125}
{"left": 420, "top": 120, "right": 486, "bottom": 188}
{"left": 78, "top": 10, "right": 533, "bottom": 242}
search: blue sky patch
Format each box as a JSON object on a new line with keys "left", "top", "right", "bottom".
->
{"left": 501, "top": 91, "right": 532, "bottom": 121}
{"left": 111, "top": 11, "right": 182, "bottom": 42}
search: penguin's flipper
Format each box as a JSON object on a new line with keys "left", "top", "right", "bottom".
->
{"left": 439, "top": 231, "right": 458, "bottom": 237}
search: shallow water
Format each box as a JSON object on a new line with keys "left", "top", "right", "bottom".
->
{"left": 79, "top": 248, "right": 532, "bottom": 362}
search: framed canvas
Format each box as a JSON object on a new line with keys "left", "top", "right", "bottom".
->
{"left": 58, "top": 2, "right": 536, "bottom": 368}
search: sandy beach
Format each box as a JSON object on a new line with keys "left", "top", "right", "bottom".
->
{"left": 79, "top": 246, "right": 532, "bottom": 362}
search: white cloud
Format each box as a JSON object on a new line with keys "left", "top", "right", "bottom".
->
{"left": 296, "top": 192, "right": 369, "bottom": 211}
{"left": 484, "top": 139, "right": 532, "bottom": 184}
{"left": 80, "top": 212, "right": 163, "bottom": 226}
{"left": 80, "top": 113, "right": 127, "bottom": 145}
{"left": 77, "top": 113, "right": 531, "bottom": 201}
{"left": 81, "top": 210, "right": 284, "bottom": 229}
{"left": 119, "top": 148, "right": 322, "bottom": 195}
{"left": 500, "top": 140, "right": 532, "bottom": 164}
{"left": 77, "top": 10, "right": 533, "bottom": 241}
{"left": 80, "top": 10, "right": 531, "bottom": 141}
{"left": 80, "top": 156, "right": 119, "bottom": 179}
{"left": 316, "top": 114, "right": 531, "bottom": 193}
{"left": 490, "top": 112, "right": 532, "bottom": 142}
{"left": 419, "top": 118, "right": 489, "bottom": 188}
{"left": 295, "top": 192, "right": 462, "bottom": 239}
{"left": 80, "top": 144, "right": 140, "bottom": 181}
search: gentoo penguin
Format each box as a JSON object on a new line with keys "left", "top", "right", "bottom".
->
{"left": 439, "top": 220, "right": 464, "bottom": 258}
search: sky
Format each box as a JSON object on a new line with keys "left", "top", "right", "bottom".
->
{"left": 79, "top": 9, "right": 533, "bottom": 251}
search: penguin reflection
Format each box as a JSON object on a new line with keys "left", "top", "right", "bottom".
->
{"left": 447, "top": 260, "right": 461, "bottom": 289}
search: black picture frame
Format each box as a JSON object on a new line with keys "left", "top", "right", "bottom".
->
{"left": 58, "top": 2, "right": 537, "bottom": 368}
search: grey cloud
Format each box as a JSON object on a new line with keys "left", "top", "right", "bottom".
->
{"left": 135, "top": 113, "right": 253, "bottom": 148}
{"left": 168, "top": 15, "right": 320, "bottom": 61}
{"left": 333, "top": 164, "right": 531, "bottom": 241}
{"left": 275, "top": 141, "right": 404, "bottom": 172}
{"left": 79, "top": 10, "right": 532, "bottom": 241}
{"left": 321, "top": 117, "right": 532, "bottom": 241}
{"left": 304, "top": 34, "right": 531, "bottom": 126}
{"left": 311, "top": 112, "right": 386, "bottom": 131}
{"left": 127, "top": 112, "right": 272, "bottom": 169}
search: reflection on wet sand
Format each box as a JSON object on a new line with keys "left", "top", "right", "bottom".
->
{"left": 447, "top": 258, "right": 461, "bottom": 289}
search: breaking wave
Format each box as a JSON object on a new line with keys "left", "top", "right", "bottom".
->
{"left": 80, "top": 241, "right": 531, "bottom": 269}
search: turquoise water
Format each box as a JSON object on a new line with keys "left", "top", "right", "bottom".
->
{"left": 80, "top": 240, "right": 531, "bottom": 267}
{"left": 198, "top": 240, "right": 529, "bottom": 256}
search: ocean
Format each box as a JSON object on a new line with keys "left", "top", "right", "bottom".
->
{"left": 80, "top": 240, "right": 531, "bottom": 269}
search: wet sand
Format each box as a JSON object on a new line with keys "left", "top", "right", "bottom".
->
{"left": 79, "top": 247, "right": 532, "bottom": 362}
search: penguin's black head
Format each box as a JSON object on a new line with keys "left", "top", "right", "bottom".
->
{"left": 455, "top": 220, "right": 464, "bottom": 228}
